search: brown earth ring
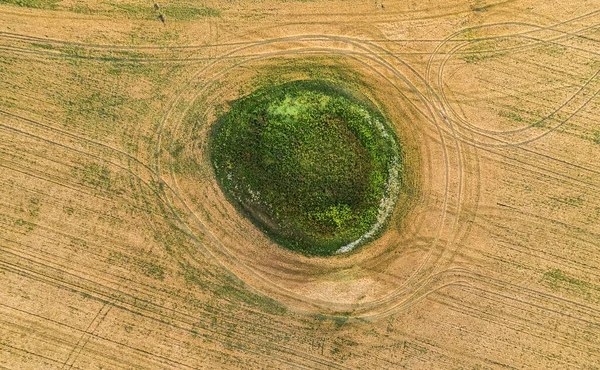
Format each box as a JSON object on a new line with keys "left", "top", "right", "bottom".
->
{"left": 154, "top": 35, "right": 479, "bottom": 319}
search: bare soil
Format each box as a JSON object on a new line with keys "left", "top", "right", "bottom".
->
{"left": 1, "top": 0, "right": 600, "bottom": 368}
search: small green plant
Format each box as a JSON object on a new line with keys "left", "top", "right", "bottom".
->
{"left": 28, "top": 198, "right": 40, "bottom": 217}
{"left": 15, "top": 218, "right": 35, "bottom": 232}
{"left": 592, "top": 130, "right": 600, "bottom": 145}
{"left": 499, "top": 110, "right": 523, "bottom": 122}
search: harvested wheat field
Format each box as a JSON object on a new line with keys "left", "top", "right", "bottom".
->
{"left": 1, "top": 0, "right": 600, "bottom": 368}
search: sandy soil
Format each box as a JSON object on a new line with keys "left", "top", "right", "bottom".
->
{"left": 1, "top": 0, "right": 600, "bottom": 368}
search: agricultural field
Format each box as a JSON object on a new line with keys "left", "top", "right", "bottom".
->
{"left": 1, "top": 0, "right": 600, "bottom": 368}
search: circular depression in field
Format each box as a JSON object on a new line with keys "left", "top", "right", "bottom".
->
{"left": 157, "top": 38, "right": 478, "bottom": 316}
{"left": 210, "top": 80, "right": 401, "bottom": 256}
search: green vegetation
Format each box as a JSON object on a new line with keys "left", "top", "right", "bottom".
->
{"left": 0, "top": 0, "right": 58, "bottom": 9}
{"left": 498, "top": 110, "right": 524, "bottom": 123}
{"left": 73, "top": 162, "right": 124, "bottom": 195}
{"left": 592, "top": 130, "right": 600, "bottom": 144}
{"left": 210, "top": 80, "right": 401, "bottom": 256}
{"left": 28, "top": 198, "right": 40, "bottom": 217}
{"left": 461, "top": 51, "right": 506, "bottom": 64}
{"left": 549, "top": 195, "right": 584, "bottom": 208}
{"left": 498, "top": 109, "right": 546, "bottom": 127}
{"left": 462, "top": 54, "right": 487, "bottom": 64}
{"left": 105, "top": 2, "right": 220, "bottom": 20}
{"left": 539, "top": 44, "right": 567, "bottom": 56}
{"left": 15, "top": 218, "right": 35, "bottom": 232}
{"left": 107, "top": 251, "right": 166, "bottom": 281}
{"left": 30, "top": 43, "right": 55, "bottom": 50}
{"left": 1, "top": 0, "right": 220, "bottom": 20}
{"left": 543, "top": 268, "right": 584, "bottom": 288}
{"left": 542, "top": 268, "right": 599, "bottom": 296}
{"left": 179, "top": 261, "right": 287, "bottom": 315}
{"left": 137, "top": 260, "right": 165, "bottom": 280}
{"left": 162, "top": 5, "right": 220, "bottom": 19}
{"left": 460, "top": 39, "right": 508, "bottom": 64}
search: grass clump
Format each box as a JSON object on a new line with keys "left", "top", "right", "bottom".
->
{"left": 210, "top": 80, "right": 400, "bottom": 256}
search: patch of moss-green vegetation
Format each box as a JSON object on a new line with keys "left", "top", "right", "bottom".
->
{"left": 211, "top": 80, "right": 401, "bottom": 256}
{"left": 73, "top": 162, "right": 124, "bottom": 195}
{"left": 0, "top": 0, "right": 220, "bottom": 19}
{"left": 592, "top": 130, "right": 600, "bottom": 144}
{"left": 98, "top": 2, "right": 220, "bottom": 20}
{"left": 542, "top": 268, "right": 600, "bottom": 299}
{"left": 179, "top": 262, "right": 287, "bottom": 315}
{"left": 498, "top": 110, "right": 524, "bottom": 122}
{"left": 107, "top": 251, "right": 165, "bottom": 281}
{"left": 0, "top": 0, "right": 59, "bottom": 9}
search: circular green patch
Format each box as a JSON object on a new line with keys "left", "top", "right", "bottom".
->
{"left": 210, "top": 80, "right": 401, "bottom": 256}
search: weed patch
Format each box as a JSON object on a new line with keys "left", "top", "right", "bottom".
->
{"left": 210, "top": 80, "right": 401, "bottom": 256}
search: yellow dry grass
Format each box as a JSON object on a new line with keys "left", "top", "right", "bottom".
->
{"left": 1, "top": 0, "right": 600, "bottom": 368}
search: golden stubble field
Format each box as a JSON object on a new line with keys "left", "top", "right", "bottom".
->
{"left": 1, "top": 0, "right": 600, "bottom": 368}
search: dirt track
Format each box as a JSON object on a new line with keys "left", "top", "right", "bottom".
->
{"left": 1, "top": 0, "right": 600, "bottom": 368}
